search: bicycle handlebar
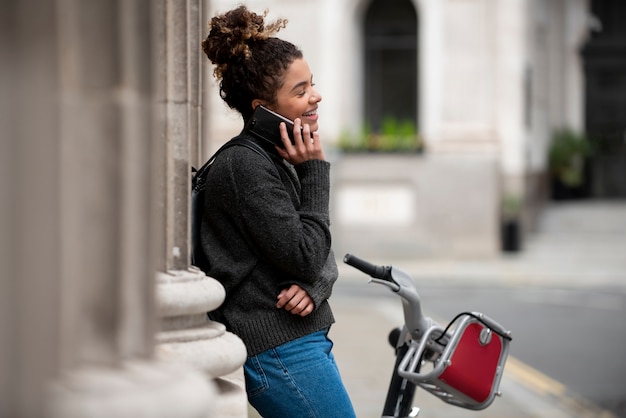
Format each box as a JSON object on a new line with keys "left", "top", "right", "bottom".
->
{"left": 343, "top": 253, "right": 513, "bottom": 412}
{"left": 344, "top": 253, "right": 400, "bottom": 292}
{"left": 344, "top": 253, "right": 429, "bottom": 338}
{"left": 343, "top": 253, "right": 391, "bottom": 280}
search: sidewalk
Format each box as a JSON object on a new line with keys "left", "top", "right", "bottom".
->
{"left": 329, "top": 201, "right": 625, "bottom": 418}
{"left": 337, "top": 200, "right": 626, "bottom": 290}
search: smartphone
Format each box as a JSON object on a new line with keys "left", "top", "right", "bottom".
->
{"left": 244, "top": 105, "right": 305, "bottom": 147}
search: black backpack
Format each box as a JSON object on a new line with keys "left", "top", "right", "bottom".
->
{"left": 191, "top": 137, "right": 272, "bottom": 273}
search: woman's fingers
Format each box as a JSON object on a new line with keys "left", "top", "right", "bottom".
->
{"left": 276, "top": 284, "right": 315, "bottom": 316}
{"left": 275, "top": 119, "right": 325, "bottom": 163}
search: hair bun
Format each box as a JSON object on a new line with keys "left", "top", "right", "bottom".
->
{"left": 202, "top": 6, "right": 287, "bottom": 78}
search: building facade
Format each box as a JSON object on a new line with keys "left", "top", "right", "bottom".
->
{"left": 207, "top": 0, "right": 592, "bottom": 258}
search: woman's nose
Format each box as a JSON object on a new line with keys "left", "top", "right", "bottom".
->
{"left": 310, "top": 88, "right": 322, "bottom": 103}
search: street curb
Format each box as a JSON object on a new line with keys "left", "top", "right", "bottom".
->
{"left": 336, "top": 258, "right": 626, "bottom": 291}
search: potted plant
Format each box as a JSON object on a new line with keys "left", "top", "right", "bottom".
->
{"left": 548, "top": 128, "right": 594, "bottom": 200}
{"left": 337, "top": 116, "right": 424, "bottom": 153}
{"left": 500, "top": 194, "right": 522, "bottom": 252}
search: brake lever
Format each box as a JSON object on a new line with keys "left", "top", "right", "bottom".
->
{"left": 369, "top": 277, "right": 400, "bottom": 292}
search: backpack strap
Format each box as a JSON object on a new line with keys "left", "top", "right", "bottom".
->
{"left": 191, "top": 137, "right": 273, "bottom": 272}
{"left": 192, "top": 137, "right": 272, "bottom": 191}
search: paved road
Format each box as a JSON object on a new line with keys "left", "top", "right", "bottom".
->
{"left": 411, "top": 284, "right": 626, "bottom": 416}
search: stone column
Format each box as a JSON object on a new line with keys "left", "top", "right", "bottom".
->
{"left": 1, "top": 1, "right": 63, "bottom": 415}
{"left": 50, "top": 0, "right": 216, "bottom": 416}
{"left": 1, "top": 0, "right": 248, "bottom": 416}
{"left": 153, "top": 1, "right": 248, "bottom": 416}
{"left": 1, "top": 0, "right": 215, "bottom": 417}
{"left": 155, "top": 268, "right": 248, "bottom": 417}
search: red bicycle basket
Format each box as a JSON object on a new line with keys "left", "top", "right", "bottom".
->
{"left": 437, "top": 322, "right": 503, "bottom": 403}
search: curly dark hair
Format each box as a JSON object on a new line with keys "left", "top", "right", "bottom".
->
{"left": 202, "top": 6, "right": 303, "bottom": 121}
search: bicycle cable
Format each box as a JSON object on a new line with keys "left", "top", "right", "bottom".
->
{"left": 433, "top": 312, "right": 513, "bottom": 345}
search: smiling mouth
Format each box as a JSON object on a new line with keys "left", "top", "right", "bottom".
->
{"left": 302, "top": 109, "right": 317, "bottom": 117}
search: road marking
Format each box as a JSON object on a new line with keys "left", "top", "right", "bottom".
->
{"left": 505, "top": 356, "right": 566, "bottom": 397}
{"left": 505, "top": 356, "right": 618, "bottom": 418}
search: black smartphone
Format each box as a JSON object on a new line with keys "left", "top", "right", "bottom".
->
{"left": 244, "top": 105, "right": 304, "bottom": 147}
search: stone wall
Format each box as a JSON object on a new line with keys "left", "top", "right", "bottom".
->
{"left": 331, "top": 153, "right": 500, "bottom": 260}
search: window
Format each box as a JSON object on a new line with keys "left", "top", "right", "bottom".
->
{"left": 364, "top": 0, "right": 419, "bottom": 132}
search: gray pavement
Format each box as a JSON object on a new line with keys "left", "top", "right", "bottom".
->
{"left": 248, "top": 201, "right": 625, "bottom": 417}
{"left": 336, "top": 200, "right": 626, "bottom": 291}
{"left": 329, "top": 200, "right": 626, "bottom": 418}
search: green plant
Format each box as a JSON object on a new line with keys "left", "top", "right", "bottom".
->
{"left": 337, "top": 122, "right": 372, "bottom": 151}
{"left": 337, "top": 116, "right": 424, "bottom": 153}
{"left": 501, "top": 194, "right": 522, "bottom": 221}
{"left": 548, "top": 128, "right": 594, "bottom": 187}
{"left": 500, "top": 194, "right": 523, "bottom": 252}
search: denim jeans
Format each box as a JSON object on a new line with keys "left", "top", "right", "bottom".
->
{"left": 244, "top": 329, "right": 356, "bottom": 418}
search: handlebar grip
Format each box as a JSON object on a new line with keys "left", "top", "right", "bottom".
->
{"left": 343, "top": 253, "right": 389, "bottom": 280}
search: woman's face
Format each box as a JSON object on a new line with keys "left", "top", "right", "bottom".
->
{"left": 269, "top": 58, "right": 322, "bottom": 132}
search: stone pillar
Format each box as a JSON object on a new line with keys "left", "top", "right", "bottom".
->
{"left": 1, "top": 0, "right": 216, "bottom": 417}
{"left": 155, "top": 268, "right": 248, "bottom": 417}
{"left": 1, "top": 1, "right": 63, "bottom": 415}
{"left": 153, "top": 1, "right": 248, "bottom": 416}
{"left": 50, "top": 0, "right": 216, "bottom": 416}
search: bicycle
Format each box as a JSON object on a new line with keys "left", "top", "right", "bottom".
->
{"left": 343, "top": 254, "right": 513, "bottom": 418}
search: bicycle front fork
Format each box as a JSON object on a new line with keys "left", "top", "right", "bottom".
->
{"left": 382, "top": 328, "right": 419, "bottom": 418}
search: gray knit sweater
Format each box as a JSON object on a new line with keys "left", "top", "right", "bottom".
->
{"left": 201, "top": 133, "right": 337, "bottom": 356}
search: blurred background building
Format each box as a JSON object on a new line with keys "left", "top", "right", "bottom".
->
{"left": 207, "top": 0, "right": 624, "bottom": 259}
{"left": 1, "top": 0, "right": 623, "bottom": 417}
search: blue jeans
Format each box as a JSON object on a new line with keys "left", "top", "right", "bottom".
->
{"left": 244, "top": 329, "right": 356, "bottom": 418}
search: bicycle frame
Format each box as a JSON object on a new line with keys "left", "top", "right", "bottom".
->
{"left": 343, "top": 254, "right": 512, "bottom": 418}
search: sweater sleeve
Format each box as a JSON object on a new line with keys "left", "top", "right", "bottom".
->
{"left": 226, "top": 149, "right": 334, "bottom": 285}
{"left": 287, "top": 249, "right": 337, "bottom": 308}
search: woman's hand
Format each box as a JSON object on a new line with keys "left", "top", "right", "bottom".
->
{"left": 276, "top": 118, "right": 325, "bottom": 164}
{"left": 276, "top": 284, "right": 315, "bottom": 317}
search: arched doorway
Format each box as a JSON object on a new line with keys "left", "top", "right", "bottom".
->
{"left": 583, "top": 0, "right": 626, "bottom": 197}
{"left": 363, "top": 0, "right": 419, "bottom": 133}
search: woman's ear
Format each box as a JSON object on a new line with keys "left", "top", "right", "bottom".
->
{"left": 251, "top": 99, "right": 264, "bottom": 109}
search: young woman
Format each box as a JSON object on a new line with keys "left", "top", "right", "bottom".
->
{"left": 201, "top": 6, "right": 356, "bottom": 418}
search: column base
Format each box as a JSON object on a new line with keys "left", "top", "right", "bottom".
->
{"left": 47, "top": 361, "right": 214, "bottom": 418}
